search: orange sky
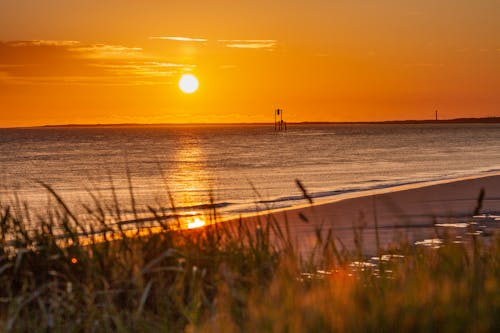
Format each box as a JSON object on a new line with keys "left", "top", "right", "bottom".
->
{"left": 1, "top": 1, "right": 499, "bottom": 127}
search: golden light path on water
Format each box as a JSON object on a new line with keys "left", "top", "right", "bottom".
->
{"left": 166, "top": 134, "right": 212, "bottom": 229}
{"left": 75, "top": 217, "right": 208, "bottom": 247}
{"left": 187, "top": 217, "right": 206, "bottom": 229}
{"left": 79, "top": 134, "right": 212, "bottom": 237}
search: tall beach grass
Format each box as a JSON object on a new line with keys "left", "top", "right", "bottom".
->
{"left": 0, "top": 181, "right": 498, "bottom": 332}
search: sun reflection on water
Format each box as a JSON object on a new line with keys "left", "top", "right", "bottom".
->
{"left": 187, "top": 217, "right": 206, "bottom": 229}
{"left": 163, "top": 136, "right": 214, "bottom": 230}
{"left": 166, "top": 135, "right": 213, "bottom": 214}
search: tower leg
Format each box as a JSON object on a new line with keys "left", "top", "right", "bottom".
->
{"left": 274, "top": 110, "right": 277, "bottom": 131}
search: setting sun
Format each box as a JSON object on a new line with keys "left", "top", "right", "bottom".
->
{"left": 179, "top": 74, "right": 199, "bottom": 94}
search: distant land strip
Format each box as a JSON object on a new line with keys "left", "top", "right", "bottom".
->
{"left": 3, "top": 116, "right": 500, "bottom": 129}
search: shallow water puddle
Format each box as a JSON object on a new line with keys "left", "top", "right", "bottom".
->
{"left": 435, "top": 223, "right": 468, "bottom": 228}
{"left": 414, "top": 238, "right": 443, "bottom": 248}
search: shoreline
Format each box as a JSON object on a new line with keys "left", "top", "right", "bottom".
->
{"left": 225, "top": 171, "right": 500, "bottom": 255}
{"left": 2, "top": 171, "right": 499, "bottom": 255}
{"left": 221, "top": 171, "right": 500, "bottom": 223}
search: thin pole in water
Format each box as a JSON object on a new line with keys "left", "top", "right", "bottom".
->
{"left": 280, "top": 109, "right": 283, "bottom": 131}
{"left": 275, "top": 109, "right": 277, "bottom": 131}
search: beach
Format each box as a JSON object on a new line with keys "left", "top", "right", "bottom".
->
{"left": 234, "top": 173, "right": 500, "bottom": 255}
{"left": 4, "top": 2, "right": 500, "bottom": 329}
{"left": 1, "top": 130, "right": 499, "bottom": 332}
{"left": 2, "top": 125, "right": 499, "bottom": 256}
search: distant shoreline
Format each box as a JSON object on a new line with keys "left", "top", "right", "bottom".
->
{"left": 1, "top": 116, "right": 500, "bottom": 129}
{"left": 8, "top": 116, "right": 500, "bottom": 129}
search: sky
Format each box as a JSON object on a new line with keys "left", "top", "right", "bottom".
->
{"left": 0, "top": 0, "right": 499, "bottom": 127}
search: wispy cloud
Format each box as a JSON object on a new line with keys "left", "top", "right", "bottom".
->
{"left": 95, "top": 61, "right": 194, "bottom": 78}
{"left": 218, "top": 39, "right": 277, "bottom": 49}
{"left": 0, "top": 40, "right": 192, "bottom": 86}
{"left": 9, "top": 40, "right": 81, "bottom": 47}
{"left": 73, "top": 44, "right": 144, "bottom": 59}
{"left": 6, "top": 40, "right": 145, "bottom": 59}
{"left": 149, "top": 36, "right": 277, "bottom": 50}
{"left": 150, "top": 36, "right": 208, "bottom": 42}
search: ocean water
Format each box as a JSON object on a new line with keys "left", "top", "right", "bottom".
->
{"left": 1, "top": 124, "right": 500, "bottom": 222}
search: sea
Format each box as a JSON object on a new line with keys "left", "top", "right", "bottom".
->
{"left": 1, "top": 124, "right": 500, "bottom": 224}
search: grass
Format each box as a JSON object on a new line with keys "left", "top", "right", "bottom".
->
{"left": 0, "top": 183, "right": 498, "bottom": 332}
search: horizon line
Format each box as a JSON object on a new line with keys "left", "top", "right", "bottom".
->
{"left": 2, "top": 116, "right": 500, "bottom": 129}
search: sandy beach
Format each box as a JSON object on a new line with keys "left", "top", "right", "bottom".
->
{"left": 235, "top": 173, "right": 500, "bottom": 255}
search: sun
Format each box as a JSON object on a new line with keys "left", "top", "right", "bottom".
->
{"left": 178, "top": 74, "right": 199, "bottom": 94}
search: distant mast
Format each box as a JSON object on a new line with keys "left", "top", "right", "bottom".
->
{"left": 274, "top": 108, "right": 286, "bottom": 132}
{"left": 435, "top": 110, "right": 438, "bottom": 121}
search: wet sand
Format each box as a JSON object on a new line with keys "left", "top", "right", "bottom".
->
{"left": 233, "top": 173, "right": 500, "bottom": 255}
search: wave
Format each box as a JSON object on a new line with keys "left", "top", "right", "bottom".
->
{"left": 249, "top": 168, "right": 500, "bottom": 210}
{"left": 124, "top": 168, "right": 500, "bottom": 219}
{"left": 253, "top": 181, "right": 423, "bottom": 207}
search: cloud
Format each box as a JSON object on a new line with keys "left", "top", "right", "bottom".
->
{"left": 149, "top": 36, "right": 277, "bottom": 50}
{"left": 218, "top": 39, "right": 277, "bottom": 49}
{"left": 9, "top": 40, "right": 81, "bottom": 47}
{"left": 4, "top": 40, "right": 145, "bottom": 59}
{"left": 0, "top": 75, "right": 156, "bottom": 86}
{"left": 94, "top": 61, "right": 194, "bottom": 78}
{"left": 73, "top": 44, "right": 144, "bottom": 59}
{"left": 0, "top": 40, "right": 192, "bottom": 86}
{"left": 149, "top": 36, "right": 208, "bottom": 42}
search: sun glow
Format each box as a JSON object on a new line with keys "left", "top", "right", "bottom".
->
{"left": 178, "top": 74, "right": 199, "bottom": 94}
{"left": 187, "top": 217, "right": 206, "bottom": 229}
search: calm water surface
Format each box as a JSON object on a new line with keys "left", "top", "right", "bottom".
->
{"left": 1, "top": 124, "right": 500, "bottom": 221}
